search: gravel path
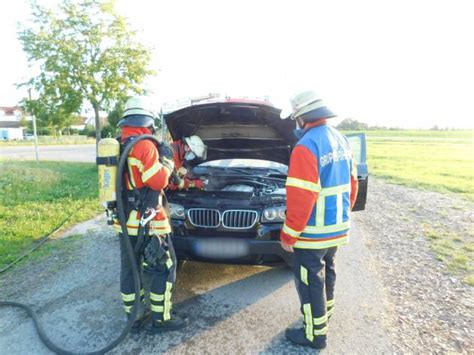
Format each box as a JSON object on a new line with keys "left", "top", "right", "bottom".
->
{"left": 353, "top": 178, "right": 474, "bottom": 353}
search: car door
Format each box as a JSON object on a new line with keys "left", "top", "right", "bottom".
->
{"left": 345, "top": 133, "right": 368, "bottom": 211}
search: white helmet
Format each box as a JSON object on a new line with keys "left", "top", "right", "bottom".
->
{"left": 280, "top": 90, "right": 336, "bottom": 122}
{"left": 184, "top": 135, "right": 207, "bottom": 160}
{"left": 118, "top": 96, "right": 155, "bottom": 127}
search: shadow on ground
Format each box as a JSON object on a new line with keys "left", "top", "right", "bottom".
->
{"left": 113, "top": 264, "right": 293, "bottom": 353}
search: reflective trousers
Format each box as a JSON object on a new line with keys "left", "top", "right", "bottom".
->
{"left": 119, "top": 233, "right": 177, "bottom": 322}
{"left": 292, "top": 247, "right": 337, "bottom": 343}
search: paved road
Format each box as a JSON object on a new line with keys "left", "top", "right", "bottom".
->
{"left": 0, "top": 216, "right": 393, "bottom": 354}
{"left": 0, "top": 144, "right": 96, "bottom": 162}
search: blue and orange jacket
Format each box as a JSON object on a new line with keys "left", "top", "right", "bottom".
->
{"left": 280, "top": 120, "right": 359, "bottom": 249}
{"left": 113, "top": 126, "right": 172, "bottom": 236}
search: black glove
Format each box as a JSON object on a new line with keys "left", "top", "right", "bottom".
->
{"left": 143, "top": 236, "right": 167, "bottom": 268}
{"left": 169, "top": 171, "right": 180, "bottom": 185}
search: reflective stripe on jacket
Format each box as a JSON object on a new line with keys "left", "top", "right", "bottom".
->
{"left": 113, "top": 126, "right": 172, "bottom": 236}
{"left": 280, "top": 121, "right": 358, "bottom": 249}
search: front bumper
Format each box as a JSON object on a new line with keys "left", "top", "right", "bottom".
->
{"left": 171, "top": 235, "right": 293, "bottom": 266}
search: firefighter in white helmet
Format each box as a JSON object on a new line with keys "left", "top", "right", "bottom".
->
{"left": 280, "top": 90, "right": 359, "bottom": 349}
{"left": 167, "top": 135, "right": 208, "bottom": 190}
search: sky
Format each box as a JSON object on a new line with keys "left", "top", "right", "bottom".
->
{"left": 1, "top": 0, "right": 473, "bottom": 128}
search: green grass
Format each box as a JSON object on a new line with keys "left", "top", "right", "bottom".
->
{"left": 364, "top": 129, "right": 473, "bottom": 139}
{"left": 0, "top": 161, "right": 101, "bottom": 269}
{"left": 346, "top": 130, "right": 474, "bottom": 285}
{"left": 424, "top": 226, "right": 474, "bottom": 286}
{"left": 360, "top": 130, "right": 474, "bottom": 201}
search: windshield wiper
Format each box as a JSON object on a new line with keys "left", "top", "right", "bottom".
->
{"left": 224, "top": 167, "right": 287, "bottom": 181}
{"left": 224, "top": 167, "right": 254, "bottom": 175}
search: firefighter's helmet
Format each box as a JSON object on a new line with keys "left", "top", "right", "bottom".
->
{"left": 184, "top": 135, "right": 207, "bottom": 161}
{"left": 280, "top": 90, "right": 336, "bottom": 123}
{"left": 117, "top": 97, "right": 156, "bottom": 128}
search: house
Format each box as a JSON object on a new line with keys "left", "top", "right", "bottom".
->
{"left": 71, "top": 115, "right": 107, "bottom": 130}
{"left": 0, "top": 106, "right": 27, "bottom": 140}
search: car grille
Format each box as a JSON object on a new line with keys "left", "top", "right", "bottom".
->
{"left": 222, "top": 210, "right": 258, "bottom": 229}
{"left": 186, "top": 209, "right": 259, "bottom": 229}
{"left": 187, "top": 208, "right": 220, "bottom": 228}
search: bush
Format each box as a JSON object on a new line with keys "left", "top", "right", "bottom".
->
{"left": 337, "top": 118, "right": 369, "bottom": 131}
{"left": 80, "top": 125, "right": 96, "bottom": 137}
{"left": 101, "top": 124, "right": 117, "bottom": 138}
{"left": 37, "top": 127, "right": 52, "bottom": 135}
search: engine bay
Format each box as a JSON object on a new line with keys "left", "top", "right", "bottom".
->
{"left": 202, "top": 174, "right": 286, "bottom": 197}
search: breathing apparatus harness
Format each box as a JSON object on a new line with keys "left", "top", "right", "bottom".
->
{"left": 118, "top": 135, "right": 170, "bottom": 263}
{"left": 0, "top": 134, "right": 165, "bottom": 354}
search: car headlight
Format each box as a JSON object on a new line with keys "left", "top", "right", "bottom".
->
{"left": 261, "top": 206, "right": 286, "bottom": 223}
{"left": 169, "top": 203, "right": 185, "bottom": 220}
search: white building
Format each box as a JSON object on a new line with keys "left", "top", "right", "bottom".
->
{"left": 0, "top": 106, "right": 27, "bottom": 140}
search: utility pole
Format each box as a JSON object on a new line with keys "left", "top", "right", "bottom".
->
{"left": 28, "top": 89, "right": 39, "bottom": 162}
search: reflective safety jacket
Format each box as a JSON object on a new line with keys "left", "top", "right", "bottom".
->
{"left": 169, "top": 140, "right": 202, "bottom": 190}
{"left": 280, "top": 120, "right": 359, "bottom": 249}
{"left": 113, "top": 126, "right": 172, "bottom": 236}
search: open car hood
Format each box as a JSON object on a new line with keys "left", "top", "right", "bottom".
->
{"left": 164, "top": 101, "right": 297, "bottom": 166}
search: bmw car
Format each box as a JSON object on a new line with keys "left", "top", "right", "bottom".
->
{"left": 165, "top": 99, "right": 368, "bottom": 266}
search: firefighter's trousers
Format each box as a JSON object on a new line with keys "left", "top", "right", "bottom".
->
{"left": 292, "top": 247, "right": 337, "bottom": 343}
{"left": 119, "top": 233, "right": 177, "bottom": 322}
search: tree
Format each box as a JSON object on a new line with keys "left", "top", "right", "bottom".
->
{"left": 107, "top": 99, "right": 125, "bottom": 128}
{"left": 18, "top": 0, "right": 154, "bottom": 148}
{"left": 23, "top": 93, "right": 78, "bottom": 136}
{"left": 336, "top": 118, "right": 369, "bottom": 131}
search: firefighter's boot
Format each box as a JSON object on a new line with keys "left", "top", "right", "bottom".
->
{"left": 128, "top": 307, "right": 151, "bottom": 334}
{"left": 147, "top": 315, "right": 188, "bottom": 334}
{"left": 285, "top": 327, "right": 327, "bottom": 349}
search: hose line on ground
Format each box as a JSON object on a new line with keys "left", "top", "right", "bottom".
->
{"left": 0, "top": 135, "right": 160, "bottom": 354}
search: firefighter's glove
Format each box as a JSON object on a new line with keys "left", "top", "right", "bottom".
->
{"left": 169, "top": 171, "right": 180, "bottom": 185}
{"left": 144, "top": 237, "right": 168, "bottom": 268}
{"left": 192, "top": 179, "right": 206, "bottom": 190}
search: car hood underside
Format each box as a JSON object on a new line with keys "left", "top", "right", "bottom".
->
{"left": 164, "top": 102, "right": 297, "bottom": 165}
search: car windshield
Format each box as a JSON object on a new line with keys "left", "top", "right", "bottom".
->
{"left": 196, "top": 159, "right": 288, "bottom": 174}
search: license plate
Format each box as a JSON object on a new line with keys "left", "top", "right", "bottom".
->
{"left": 193, "top": 238, "right": 249, "bottom": 259}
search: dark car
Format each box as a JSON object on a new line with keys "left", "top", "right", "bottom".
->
{"left": 165, "top": 99, "right": 368, "bottom": 266}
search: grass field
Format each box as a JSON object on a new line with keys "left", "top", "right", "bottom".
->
{"left": 363, "top": 130, "right": 474, "bottom": 201}
{"left": 0, "top": 161, "right": 101, "bottom": 269}
{"left": 351, "top": 129, "right": 473, "bottom": 285}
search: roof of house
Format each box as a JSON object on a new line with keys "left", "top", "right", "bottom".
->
{"left": 0, "top": 106, "right": 21, "bottom": 115}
